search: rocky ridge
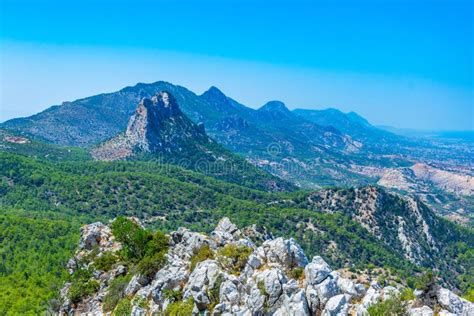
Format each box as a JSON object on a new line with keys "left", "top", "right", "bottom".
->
{"left": 91, "top": 91, "right": 213, "bottom": 161}
{"left": 60, "top": 218, "right": 473, "bottom": 315}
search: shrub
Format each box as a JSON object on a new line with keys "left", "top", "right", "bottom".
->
{"left": 68, "top": 267, "right": 100, "bottom": 304}
{"left": 163, "top": 289, "right": 183, "bottom": 303}
{"left": 93, "top": 251, "right": 118, "bottom": 271}
{"left": 113, "top": 297, "right": 132, "bottom": 316}
{"left": 463, "top": 289, "right": 474, "bottom": 303}
{"left": 289, "top": 267, "right": 304, "bottom": 280}
{"left": 257, "top": 280, "right": 267, "bottom": 296}
{"left": 367, "top": 296, "right": 407, "bottom": 316}
{"left": 190, "top": 244, "right": 214, "bottom": 271}
{"left": 145, "top": 231, "right": 169, "bottom": 257}
{"left": 400, "top": 288, "right": 415, "bottom": 301}
{"left": 137, "top": 251, "right": 167, "bottom": 278}
{"left": 68, "top": 279, "right": 100, "bottom": 304}
{"left": 111, "top": 217, "right": 151, "bottom": 261}
{"left": 164, "top": 298, "right": 194, "bottom": 316}
{"left": 408, "top": 271, "right": 435, "bottom": 291}
{"left": 111, "top": 217, "right": 169, "bottom": 278}
{"left": 103, "top": 275, "right": 132, "bottom": 312}
{"left": 207, "top": 275, "right": 223, "bottom": 311}
{"left": 217, "top": 244, "right": 252, "bottom": 274}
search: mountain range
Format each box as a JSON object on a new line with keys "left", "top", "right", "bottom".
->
{"left": 1, "top": 80, "right": 473, "bottom": 315}
{"left": 2, "top": 81, "right": 472, "bottom": 222}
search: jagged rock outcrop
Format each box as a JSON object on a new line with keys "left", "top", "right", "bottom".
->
{"left": 91, "top": 91, "right": 215, "bottom": 161}
{"left": 60, "top": 217, "right": 473, "bottom": 316}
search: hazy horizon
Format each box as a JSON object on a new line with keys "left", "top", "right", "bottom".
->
{"left": 1, "top": 0, "right": 472, "bottom": 130}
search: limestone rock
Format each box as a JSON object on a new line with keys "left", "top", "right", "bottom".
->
{"left": 409, "top": 306, "right": 434, "bottom": 316}
{"left": 305, "top": 256, "right": 331, "bottom": 285}
{"left": 437, "top": 288, "right": 474, "bottom": 315}
{"left": 212, "top": 217, "right": 242, "bottom": 245}
{"left": 258, "top": 237, "right": 308, "bottom": 270}
{"left": 322, "top": 294, "right": 351, "bottom": 316}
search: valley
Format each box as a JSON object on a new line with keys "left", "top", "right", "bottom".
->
{"left": 0, "top": 83, "right": 472, "bottom": 315}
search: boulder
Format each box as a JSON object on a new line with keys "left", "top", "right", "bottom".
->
{"left": 212, "top": 217, "right": 242, "bottom": 245}
{"left": 409, "top": 306, "right": 434, "bottom": 316}
{"left": 125, "top": 274, "right": 149, "bottom": 297}
{"left": 305, "top": 284, "right": 320, "bottom": 313}
{"left": 437, "top": 288, "right": 474, "bottom": 315}
{"left": 438, "top": 310, "right": 457, "bottom": 316}
{"left": 322, "top": 294, "right": 351, "bottom": 316}
{"left": 315, "top": 273, "right": 342, "bottom": 306}
{"left": 245, "top": 286, "right": 266, "bottom": 313}
{"left": 335, "top": 274, "right": 359, "bottom": 297}
{"left": 382, "top": 286, "right": 399, "bottom": 300}
{"left": 219, "top": 277, "right": 241, "bottom": 306}
{"left": 274, "top": 280, "right": 310, "bottom": 316}
{"left": 305, "top": 256, "right": 331, "bottom": 286}
{"left": 79, "top": 222, "right": 119, "bottom": 251}
{"left": 257, "top": 237, "right": 308, "bottom": 270}
{"left": 255, "top": 268, "right": 288, "bottom": 308}
{"left": 356, "top": 282, "right": 381, "bottom": 316}
{"left": 169, "top": 227, "right": 215, "bottom": 261}
{"left": 184, "top": 260, "right": 222, "bottom": 310}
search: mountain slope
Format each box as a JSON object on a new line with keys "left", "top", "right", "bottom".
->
{"left": 1, "top": 82, "right": 356, "bottom": 157}
{"left": 1, "top": 152, "right": 472, "bottom": 291}
{"left": 91, "top": 91, "right": 213, "bottom": 161}
{"left": 293, "top": 108, "right": 405, "bottom": 148}
{"left": 89, "top": 91, "right": 293, "bottom": 192}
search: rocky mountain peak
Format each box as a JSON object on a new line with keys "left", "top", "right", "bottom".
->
{"left": 91, "top": 91, "right": 211, "bottom": 161}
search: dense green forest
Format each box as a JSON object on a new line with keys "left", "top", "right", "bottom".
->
{"left": 1, "top": 151, "right": 473, "bottom": 314}
{"left": 0, "top": 210, "right": 80, "bottom": 315}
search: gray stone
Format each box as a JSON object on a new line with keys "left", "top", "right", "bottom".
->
{"left": 409, "top": 306, "right": 434, "bottom": 316}
{"left": 322, "top": 294, "right": 350, "bottom": 316}
{"left": 305, "top": 256, "right": 331, "bottom": 285}
{"left": 437, "top": 288, "right": 474, "bottom": 316}
{"left": 259, "top": 237, "right": 308, "bottom": 270}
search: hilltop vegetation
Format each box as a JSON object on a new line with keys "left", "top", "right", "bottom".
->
{"left": 0, "top": 210, "right": 80, "bottom": 315}
{"left": 1, "top": 152, "right": 472, "bottom": 288}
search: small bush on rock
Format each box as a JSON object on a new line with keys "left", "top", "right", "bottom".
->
{"left": 164, "top": 298, "right": 194, "bottom": 316}
{"left": 111, "top": 217, "right": 150, "bottom": 261}
{"left": 190, "top": 244, "right": 214, "bottom": 271}
{"left": 113, "top": 297, "right": 132, "bottom": 316}
{"left": 163, "top": 289, "right": 183, "bottom": 302}
{"left": 400, "top": 288, "right": 415, "bottom": 301}
{"left": 289, "top": 267, "right": 305, "bottom": 280}
{"left": 93, "top": 251, "right": 118, "bottom": 271}
{"left": 111, "top": 217, "right": 169, "bottom": 278}
{"left": 103, "top": 274, "right": 132, "bottom": 312}
{"left": 217, "top": 244, "right": 252, "bottom": 275}
{"left": 137, "top": 251, "right": 167, "bottom": 278}
{"left": 68, "top": 267, "right": 100, "bottom": 304}
{"left": 367, "top": 295, "right": 407, "bottom": 316}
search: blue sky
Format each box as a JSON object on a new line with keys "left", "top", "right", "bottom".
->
{"left": 0, "top": 0, "right": 472, "bottom": 130}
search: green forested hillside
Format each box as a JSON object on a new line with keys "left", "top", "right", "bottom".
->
{"left": 0, "top": 210, "right": 80, "bottom": 315}
{"left": 1, "top": 151, "right": 473, "bottom": 314}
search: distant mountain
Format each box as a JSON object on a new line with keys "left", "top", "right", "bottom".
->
{"left": 89, "top": 91, "right": 294, "bottom": 192}
{"left": 91, "top": 91, "right": 213, "bottom": 161}
{"left": 2, "top": 80, "right": 472, "bottom": 209}
{"left": 293, "top": 108, "right": 405, "bottom": 148}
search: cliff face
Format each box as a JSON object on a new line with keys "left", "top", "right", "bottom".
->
{"left": 91, "top": 91, "right": 211, "bottom": 161}
{"left": 60, "top": 218, "right": 473, "bottom": 316}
